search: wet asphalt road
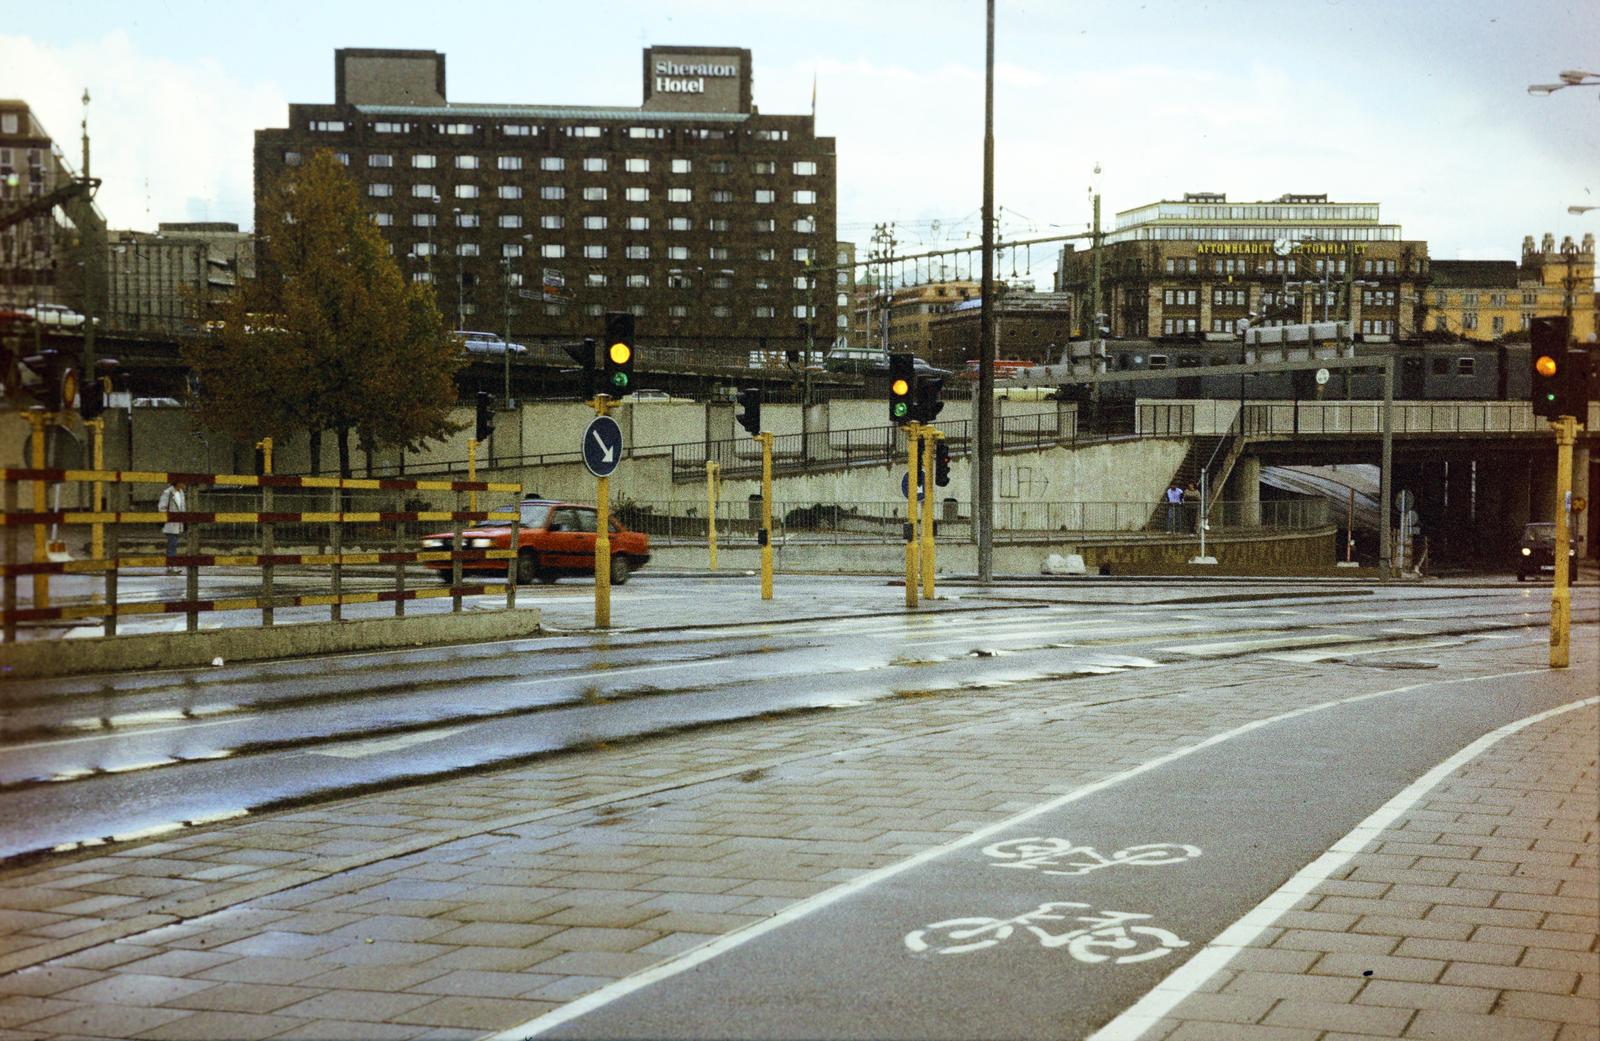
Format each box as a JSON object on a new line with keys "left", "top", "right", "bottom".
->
{"left": 0, "top": 577, "right": 1583, "bottom": 863}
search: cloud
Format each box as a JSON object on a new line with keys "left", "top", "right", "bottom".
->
{"left": 0, "top": 30, "right": 285, "bottom": 231}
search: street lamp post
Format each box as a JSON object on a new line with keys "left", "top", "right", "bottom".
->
{"left": 1528, "top": 70, "right": 1600, "bottom": 98}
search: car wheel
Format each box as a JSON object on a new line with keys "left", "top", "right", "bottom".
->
{"left": 515, "top": 551, "right": 537, "bottom": 585}
{"left": 437, "top": 569, "right": 454, "bottom": 584}
{"left": 610, "top": 555, "right": 630, "bottom": 585}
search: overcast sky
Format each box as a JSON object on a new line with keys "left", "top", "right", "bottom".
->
{"left": 3, "top": 0, "right": 1595, "bottom": 283}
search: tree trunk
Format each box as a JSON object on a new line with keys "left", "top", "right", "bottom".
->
{"left": 309, "top": 429, "right": 322, "bottom": 475}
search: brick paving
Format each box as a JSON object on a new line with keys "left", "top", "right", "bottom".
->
{"left": 0, "top": 617, "right": 1592, "bottom": 1039}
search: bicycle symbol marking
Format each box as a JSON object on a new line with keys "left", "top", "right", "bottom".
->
{"left": 904, "top": 902, "right": 1189, "bottom": 962}
{"left": 982, "top": 836, "right": 1202, "bottom": 875}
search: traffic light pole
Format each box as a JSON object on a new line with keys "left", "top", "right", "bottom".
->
{"left": 591, "top": 394, "right": 619, "bottom": 627}
{"left": 905, "top": 422, "right": 921, "bottom": 608}
{"left": 467, "top": 439, "right": 479, "bottom": 514}
{"left": 28, "top": 408, "right": 49, "bottom": 611}
{"left": 757, "top": 431, "right": 774, "bottom": 600}
{"left": 921, "top": 428, "right": 938, "bottom": 601}
{"left": 705, "top": 461, "right": 720, "bottom": 571}
{"left": 1549, "top": 416, "right": 1579, "bottom": 669}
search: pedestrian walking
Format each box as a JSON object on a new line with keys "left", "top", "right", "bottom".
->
{"left": 158, "top": 480, "right": 187, "bottom": 574}
{"left": 1165, "top": 482, "right": 1184, "bottom": 533}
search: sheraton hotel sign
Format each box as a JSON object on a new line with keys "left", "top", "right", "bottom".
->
{"left": 642, "top": 47, "right": 750, "bottom": 113}
{"left": 654, "top": 59, "right": 738, "bottom": 94}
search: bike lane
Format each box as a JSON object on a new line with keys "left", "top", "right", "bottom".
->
{"left": 510, "top": 668, "right": 1586, "bottom": 1041}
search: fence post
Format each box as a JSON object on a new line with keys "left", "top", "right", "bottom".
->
{"left": 506, "top": 500, "right": 519, "bottom": 610}
{"left": 3, "top": 477, "right": 15, "bottom": 643}
{"left": 394, "top": 489, "right": 406, "bottom": 617}
{"left": 104, "top": 523, "right": 118, "bottom": 637}
{"left": 451, "top": 491, "right": 463, "bottom": 613}
{"left": 185, "top": 522, "right": 199, "bottom": 633}
{"left": 330, "top": 484, "right": 342, "bottom": 622}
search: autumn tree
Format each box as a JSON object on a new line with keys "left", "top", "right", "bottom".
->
{"left": 183, "top": 149, "right": 462, "bottom": 476}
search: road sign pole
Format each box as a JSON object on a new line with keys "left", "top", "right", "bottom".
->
{"left": 467, "top": 438, "right": 478, "bottom": 514}
{"left": 759, "top": 432, "right": 774, "bottom": 600}
{"left": 706, "top": 461, "right": 720, "bottom": 571}
{"left": 595, "top": 473, "right": 611, "bottom": 628}
{"left": 905, "top": 422, "right": 920, "bottom": 608}
{"left": 1550, "top": 415, "right": 1578, "bottom": 668}
{"left": 921, "top": 428, "right": 937, "bottom": 601}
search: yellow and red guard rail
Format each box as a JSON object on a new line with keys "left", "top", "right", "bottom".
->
{"left": 1, "top": 467, "right": 525, "bottom": 642}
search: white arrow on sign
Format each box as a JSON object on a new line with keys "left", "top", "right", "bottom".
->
{"left": 592, "top": 428, "right": 616, "bottom": 463}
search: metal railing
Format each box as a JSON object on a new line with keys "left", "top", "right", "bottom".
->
{"left": 1240, "top": 400, "right": 1544, "bottom": 436}
{"left": 614, "top": 496, "right": 1327, "bottom": 546}
{"left": 1, "top": 467, "right": 524, "bottom": 642}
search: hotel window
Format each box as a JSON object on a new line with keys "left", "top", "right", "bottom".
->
{"left": 412, "top": 154, "right": 437, "bottom": 168}
{"left": 754, "top": 306, "right": 776, "bottom": 318}
{"left": 629, "top": 127, "right": 665, "bottom": 139}
{"left": 582, "top": 187, "right": 607, "bottom": 201}
{"left": 499, "top": 185, "right": 522, "bottom": 200}
{"left": 793, "top": 190, "right": 817, "bottom": 205}
{"left": 582, "top": 157, "right": 608, "bottom": 172}
{"left": 671, "top": 159, "right": 691, "bottom": 174}
{"left": 793, "top": 161, "right": 817, "bottom": 175}
{"left": 753, "top": 218, "right": 776, "bottom": 233}
{"left": 755, "top": 248, "right": 776, "bottom": 261}
{"left": 626, "top": 274, "right": 649, "bottom": 288}
{"left": 456, "top": 244, "right": 480, "bottom": 257}
{"left": 583, "top": 216, "right": 608, "bottom": 230}
{"left": 374, "top": 122, "right": 412, "bottom": 133}
{"left": 708, "top": 218, "right": 730, "bottom": 232}
{"left": 793, "top": 276, "right": 810, "bottom": 290}
{"left": 625, "top": 158, "right": 649, "bottom": 173}
{"left": 456, "top": 155, "right": 479, "bottom": 170}
{"left": 667, "top": 246, "right": 689, "bottom": 260}
{"left": 311, "top": 120, "right": 345, "bottom": 132}
{"left": 541, "top": 244, "right": 565, "bottom": 258}
{"left": 712, "top": 275, "right": 732, "bottom": 289}
{"left": 710, "top": 189, "right": 733, "bottom": 203}
{"left": 412, "top": 272, "right": 431, "bottom": 282}
{"left": 413, "top": 214, "right": 436, "bottom": 227}
{"left": 626, "top": 245, "right": 650, "bottom": 259}
{"left": 333, "top": 153, "right": 350, "bottom": 165}
{"left": 412, "top": 243, "right": 434, "bottom": 257}
{"left": 503, "top": 244, "right": 524, "bottom": 258}
{"left": 582, "top": 245, "right": 607, "bottom": 259}
{"left": 754, "top": 130, "right": 788, "bottom": 141}
{"left": 368, "top": 184, "right": 393, "bottom": 197}
{"left": 793, "top": 248, "right": 812, "bottom": 262}
{"left": 284, "top": 151, "right": 302, "bottom": 165}
{"left": 586, "top": 304, "right": 605, "bottom": 316}
{"left": 456, "top": 213, "right": 479, "bottom": 228}
{"left": 437, "top": 123, "right": 474, "bottom": 135}
{"left": 668, "top": 217, "right": 691, "bottom": 231}
{"left": 668, "top": 188, "right": 692, "bottom": 203}
{"left": 455, "top": 185, "right": 479, "bottom": 199}
{"left": 708, "top": 159, "right": 733, "bottom": 174}
{"left": 670, "top": 305, "right": 688, "bottom": 318}
{"left": 545, "top": 302, "right": 567, "bottom": 316}
{"left": 541, "top": 157, "right": 565, "bottom": 171}
{"left": 541, "top": 215, "right": 564, "bottom": 229}
{"left": 368, "top": 154, "right": 393, "bottom": 167}
{"left": 628, "top": 216, "right": 650, "bottom": 231}
{"left": 413, "top": 184, "right": 437, "bottom": 199}
{"left": 501, "top": 124, "right": 534, "bottom": 136}
{"left": 710, "top": 247, "right": 731, "bottom": 260}
{"left": 541, "top": 186, "right": 565, "bottom": 200}
{"left": 625, "top": 187, "right": 650, "bottom": 202}
{"left": 565, "top": 126, "right": 602, "bottom": 138}
{"left": 499, "top": 215, "right": 523, "bottom": 229}
{"left": 794, "top": 218, "right": 816, "bottom": 233}
{"left": 497, "top": 156, "right": 522, "bottom": 171}
{"left": 374, "top": 213, "right": 393, "bottom": 226}
{"left": 711, "top": 306, "right": 732, "bottom": 318}
{"left": 753, "top": 161, "right": 776, "bottom": 174}
{"left": 754, "top": 190, "right": 775, "bottom": 204}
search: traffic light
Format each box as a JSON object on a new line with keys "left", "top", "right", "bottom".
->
{"left": 20, "top": 348, "right": 75, "bottom": 412}
{"left": 912, "top": 374, "right": 945, "bottom": 424}
{"left": 1563, "top": 346, "right": 1594, "bottom": 420}
{"left": 603, "top": 312, "right": 635, "bottom": 395}
{"left": 1530, "top": 316, "right": 1568, "bottom": 420}
{"left": 78, "top": 359, "right": 119, "bottom": 421}
{"left": 934, "top": 438, "right": 951, "bottom": 487}
{"left": 888, "top": 353, "right": 914, "bottom": 425}
{"left": 563, "top": 337, "right": 597, "bottom": 400}
{"left": 736, "top": 386, "right": 762, "bottom": 436}
{"left": 475, "top": 391, "right": 495, "bottom": 440}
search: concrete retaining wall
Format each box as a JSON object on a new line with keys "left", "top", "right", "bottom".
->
{"left": 0, "top": 607, "right": 543, "bottom": 680}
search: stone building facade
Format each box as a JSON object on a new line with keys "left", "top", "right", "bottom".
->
{"left": 1425, "top": 234, "right": 1596, "bottom": 344}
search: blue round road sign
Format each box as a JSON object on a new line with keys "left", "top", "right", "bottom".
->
{"left": 583, "top": 415, "right": 624, "bottom": 478}
{"left": 900, "top": 470, "right": 926, "bottom": 502}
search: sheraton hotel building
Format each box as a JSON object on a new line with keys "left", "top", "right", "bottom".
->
{"left": 255, "top": 47, "right": 841, "bottom": 362}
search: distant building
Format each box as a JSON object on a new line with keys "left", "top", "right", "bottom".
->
{"left": 1055, "top": 192, "right": 1430, "bottom": 343}
{"left": 1425, "top": 234, "right": 1596, "bottom": 344}
{"left": 925, "top": 290, "right": 1075, "bottom": 370}
{"left": 0, "top": 101, "right": 65, "bottom": 310}
{"left": 255, "top": 47, "right": 838, "bottom": 366}
{"left": 103, "top": 222, "right": 255, "bottom": 335}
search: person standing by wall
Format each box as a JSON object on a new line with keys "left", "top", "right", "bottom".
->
{"left": 1165, "top": 482, "right": 1184, "bottom": 533}
{"left": 158, "top": 480, "right": 187, "bottom": 574}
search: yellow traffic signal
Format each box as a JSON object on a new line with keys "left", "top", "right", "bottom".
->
{"left": 609, "top": 342, "right": 631, "bottom": 366}
{"left": 1536, "top": 354, "right": 1558, "bottom": 378}
{"left": 891, "top": 378, "right": 909, "bottom": 396}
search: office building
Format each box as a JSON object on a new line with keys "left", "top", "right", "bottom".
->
{"left": 1055, "top": 192, "right": 1430, "bottom": 342}
{"left": 1426, "top": 234, "right": 1596, "bottom": 344}
{"left": 0, "top": 101, "right": 65, "bottom": 310}
{"left": 255, "top": 48, "right": 838, "bottom": 365}
{"left": 102, "top": 223, "right": 255, "bottom": 335}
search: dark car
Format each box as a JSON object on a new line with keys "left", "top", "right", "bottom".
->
{"left": 1515, "top": 522, "right": 1575, "bottom": 581}
{"left": 421, "top": 499, "right": 650, "bottom": 585}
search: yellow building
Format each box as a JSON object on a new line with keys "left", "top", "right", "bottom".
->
{"left": 850, "top": 279, "right": 984, "bottom": 357}
{"left": 1425, "top": 233, "right": 1596, "bottom": 343}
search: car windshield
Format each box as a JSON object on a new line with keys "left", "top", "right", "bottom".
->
{"left": 1522, "top": 524, "right": 1556, "bottom": 546}
{"left": 475, "top": 503, "right": 551, "bottom": 528}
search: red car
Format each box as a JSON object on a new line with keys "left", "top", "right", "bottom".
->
{"left": 421, "top": 499, "right": 650, "bottom": 585}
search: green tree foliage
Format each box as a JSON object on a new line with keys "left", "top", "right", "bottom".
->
{"left": 183, "top": 149, "right": 462, "bottom": 476}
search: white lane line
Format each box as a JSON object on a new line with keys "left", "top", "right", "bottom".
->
{"left": 308, "top": 727, "right": 466, "bottom": 759}
{"left": 1088, "top": 692, "right": 1600, "bottom": 1041}
{"left": 487, "top": 666, "right": 1555, "bottom": 1041}
{"left": 1160, "top": 633, "right": 1366, "bottom": 656}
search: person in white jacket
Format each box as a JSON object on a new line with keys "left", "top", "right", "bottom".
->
{"left": 158, "top": 481, "right": 187, "bottom": 574}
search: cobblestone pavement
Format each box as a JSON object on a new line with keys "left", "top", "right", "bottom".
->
{"left": 0, "top": 615, "right": 1593, "bottom": 1040}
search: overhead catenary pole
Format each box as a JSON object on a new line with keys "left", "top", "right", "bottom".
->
{"left": 976, "top": 0, "right": 996, "bottom": 583}
{"left": 1379, "top": 354, "right": 1394, "bottom": 581}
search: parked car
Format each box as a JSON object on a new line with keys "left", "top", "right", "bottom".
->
{"left": 420, "top": 499, "right": 650, "bottom": 585}
{"left": 457, "top": 331, "right": 528, "bottom": 357}
{"left": 1516, "top": 521, "right": 1576, "bottom": 581}
{"left": 22, "top": 304, "right": 95, "bottom": 328}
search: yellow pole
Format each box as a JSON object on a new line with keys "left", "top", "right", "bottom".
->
{"left": 905, "top": 421, "right": 920, "bottom": 608}
{"left": 596, "top": 473, "right": 611, "bottom": 627}
{"left": 257, "top": 436, "right": 273, "bottom": 476}
{"left": 922, "top": 428, "right": 937, "bottom": 601}
{"left": 467, "top": 438, "right": 478, "bottom": 514}
{"left": 706, "top": 460, "right": 720, "bottom": 571}
{"left": 760, "top": 432, "right": 774, "bottom": 599}
{"left": 89, "top": 417, "right": 105, "bottom": 560}
{"left": 29, "top": 410, "right": 48, "bottom": 610}
{"left": 1550, "top": 416, "right": 1577, "bottom": 668}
